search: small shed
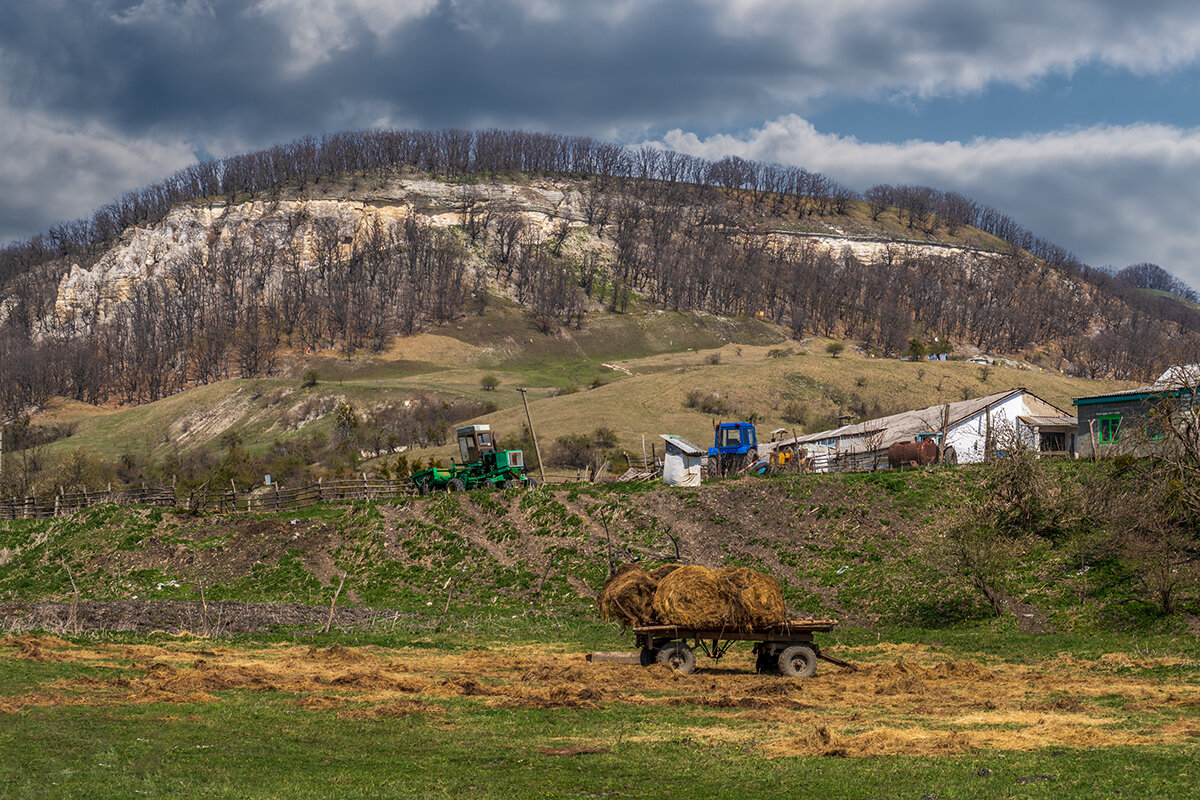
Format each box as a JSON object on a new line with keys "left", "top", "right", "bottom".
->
{"left": 660, "top": 435, "right": 704, "bottom": 487}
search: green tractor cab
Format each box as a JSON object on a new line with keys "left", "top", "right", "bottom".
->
{"left": 411, "top": 425, "right": 535, "bottom": 494}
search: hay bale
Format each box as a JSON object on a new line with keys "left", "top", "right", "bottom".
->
{"left": 716, "top": 566, "right": 785, "bottom": 629}
{"left": 652, "top": 565, "right": 729, "bottom": 628}
{"left": 646, "top": 564, "right": 682, "bottom": 581}
{"left": 599, "top": 564, "right": 658, "bottom": 625}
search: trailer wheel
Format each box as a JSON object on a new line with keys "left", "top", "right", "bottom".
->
{"left": 525, "top": 478, "right": 539, "bottom": 489}
{"left": 778, "top": 645, "right": 818, "bottom": 678}
{"left": 447, "top": 478, "right": 465, "bottom": 492}
{"left": 656, "top": 642, "right": 696, "bottom": 674}
{"left": 417, "top": 480, "right": 430, "bottom": 496}
{"left": 639, "top": 646, "right": 657, "bottom": 667}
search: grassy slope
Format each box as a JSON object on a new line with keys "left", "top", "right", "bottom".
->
{"left": 3, "top": 464, "right": 1198, "bottom": 798}
{"left": 37, "top": 301, "right": 1128, "bottom": 468}
{"left": 0, "top": 463, "right": 1187, "bottom": 635}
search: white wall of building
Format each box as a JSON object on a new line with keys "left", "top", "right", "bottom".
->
{"left": 944, "top": 393, "right": 1039, "bottom": 462}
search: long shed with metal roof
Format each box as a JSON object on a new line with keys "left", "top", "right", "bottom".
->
{"left": 772, "top": 389, "right": 1077, "bottom": 471}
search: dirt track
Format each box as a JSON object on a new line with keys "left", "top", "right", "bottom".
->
{"left": 0, "top": 600, "right": 403, "bottom": 635}
{"left": 2, "top": 635, "right": 1198, "bottom": 757}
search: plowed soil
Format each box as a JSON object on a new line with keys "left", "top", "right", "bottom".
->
{"left": 2, "top": 635, "right": 1198, "bottom": 757}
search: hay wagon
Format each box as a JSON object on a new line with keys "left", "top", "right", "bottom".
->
{"left": 632, "top": 619, "right": 848, "bottom": 677}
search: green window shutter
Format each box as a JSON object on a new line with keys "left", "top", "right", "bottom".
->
{"left": 1097, "top": 414, "right": 1122, "bottom": 444}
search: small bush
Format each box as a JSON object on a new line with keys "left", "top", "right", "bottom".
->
{"left": 481, "top": 374, "right": 500, "bottom": 391}
{"left": 705, "top": 352, "right": 722, "bottom": 365}
{"left": 301, "top": 369, "right": 319, "bottom": 388}
{"left": 697, "top": 393, "right": 733, "bottom": 416}
{"left": 825, "top": 342, "right": 845, "bottom": 358}
{"left": 592, "top": 426, "right": 619, "bottom": 449}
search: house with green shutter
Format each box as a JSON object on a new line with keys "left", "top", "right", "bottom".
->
{"left": 1073, "top": 365, "right": 1199, "bottom": 458}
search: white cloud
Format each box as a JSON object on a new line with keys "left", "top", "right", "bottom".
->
{"left": 655, "top": 115, "right": 1200, "bottom": 287}
{"left": 249, "top": 0, "right": 438, "bottom": 71}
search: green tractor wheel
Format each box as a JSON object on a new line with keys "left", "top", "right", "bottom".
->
{"left": 447, "top": 478, "right": 465, "bottom": 492}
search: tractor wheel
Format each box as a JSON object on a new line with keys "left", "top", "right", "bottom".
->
{"left": 655, "top": 642, "right": 696, "bottom": 674}
{"left": 525, "top": 477, "right": 539, "bottom": 489}
{"left": 417, "top": 480, "right": 430, "bottom": 497}
{"left": 639, "top": 646, "right": 657, "bottom": 667}
{"left": 778, "top": 645, "right": 818, "bottom": 678}
{"left": 447, "top": 478, "right": 465, "bottom": 493}
{"left": 501, "top": 479, "right": 517, "bottom": 490}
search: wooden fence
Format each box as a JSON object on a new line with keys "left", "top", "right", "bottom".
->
{"left": 0, "top": 472, "right": 593, "bottom": 520}
{"left": 0, "top": 478, "right": 415, "bottom": 520}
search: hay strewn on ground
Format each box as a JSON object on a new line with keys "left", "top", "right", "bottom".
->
{"left": 4, "top": 635, "right": 1199, "bottom": 758}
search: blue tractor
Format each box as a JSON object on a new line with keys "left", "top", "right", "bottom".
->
{"left": 707, "top": 422, "right": 758, "bottom": 477}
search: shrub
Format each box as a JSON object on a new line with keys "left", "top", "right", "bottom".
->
{"left": 554, "top": 433, "right": 596, "bottom": 468}
{"left": 592, "top": 426, "right": 619, "bottom": 449}
{"left": 825, "top": 342, "right": 845, "bottom": 358}
{"left": 480, "top": 374, "right": 499, "bottom": 391}
{"left": 301, "top": 369, "right": 319, "bottom": 388}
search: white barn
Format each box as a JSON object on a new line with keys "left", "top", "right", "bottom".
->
{"left": 781, "top": 389, "right": 1076, "bottom": 471}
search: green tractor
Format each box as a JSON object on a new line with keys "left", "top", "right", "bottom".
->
{"left": 411, "top": 425, "right": 536, "bottom": 495}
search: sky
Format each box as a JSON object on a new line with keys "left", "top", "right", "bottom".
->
{"left": 4, "top": 1, "right": 1200, "bottom": 286}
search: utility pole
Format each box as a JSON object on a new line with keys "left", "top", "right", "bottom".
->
{"left": 516, "top": 388, "right": 546, "bottom": 485}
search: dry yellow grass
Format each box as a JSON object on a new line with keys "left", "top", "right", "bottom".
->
{"left": 3, "top": 634, "right": 1198, "bottom": 758}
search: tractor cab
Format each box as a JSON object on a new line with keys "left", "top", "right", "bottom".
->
{"left": 457, "top": 425, "right": 495, "bottom": 464}
{"left": 709, "top": 422, "right": 757, "bottom": 457}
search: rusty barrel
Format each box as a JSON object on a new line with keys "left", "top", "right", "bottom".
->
{"left": 887, "top": 440, "right": 939, "bottom": 468}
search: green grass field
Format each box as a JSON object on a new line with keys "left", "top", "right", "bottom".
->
{"left": 2, "top": 462, "right": 1199, "bottom": 798}
{"left": 1, "top": 622, "right": 1198, "bottom": 799}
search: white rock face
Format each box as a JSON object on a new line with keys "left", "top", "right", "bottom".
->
{"left": 47, "top": 175, "right": 1003, "bottom": 335}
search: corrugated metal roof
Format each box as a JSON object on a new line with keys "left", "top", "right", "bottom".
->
{"left": 659, "top": 434, "right": 704, "bottom": 456}
{"left": 1073, "top": 364, "right": 1200, "bottom": 403}
{"left": 781, "top": 389, "right": 1073, "bottom": 455}
{"left": 1019, "top": 415, "right": 1077, "bottom": 428}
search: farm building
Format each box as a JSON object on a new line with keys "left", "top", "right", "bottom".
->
{"left": 660, "top": 434, "right": 704, "bottom": 486}
{"left": 779, "top": 389, "right": 1077, "bottom": 472}
{"left": 1073, "top": 365, "right": 1199, "bottom": 458}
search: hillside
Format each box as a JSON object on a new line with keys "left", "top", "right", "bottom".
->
{"left": 13, "top": 301, "right": 1128, "bottom": 493}
{"left": 1, "top": 461, "right": 1195, "bottom": 634}
{"left": 0, "top": 128, "right": 1189, "bottom": 493}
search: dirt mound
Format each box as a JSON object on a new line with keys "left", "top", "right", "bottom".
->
{"left": 716, "top": 567, "right": 785, "bottom": 629}
{"left": 599, "top": 565, "right": 659, "bottom": 625}
{"left": 0, "top": 600, "right": 391, "bottom": 635}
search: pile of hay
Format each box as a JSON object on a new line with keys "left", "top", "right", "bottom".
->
{"left": 598, "top": 564, "right": 659, "bottom": 625}
{"left": 600, "top": 563, "right": 786, "bottom": 630}
{"left": 652, "top": 565, "right": 728, "bottom": 628}
{"left": 716, "top": 566, "right": 786, "bottom": 629}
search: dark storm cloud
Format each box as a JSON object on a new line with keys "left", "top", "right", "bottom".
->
{"left": 6, "top": 0, "right": 1200, "bottom": 281}
{"left": 7, "top": 0, "right": 1197, "bottom": 147}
